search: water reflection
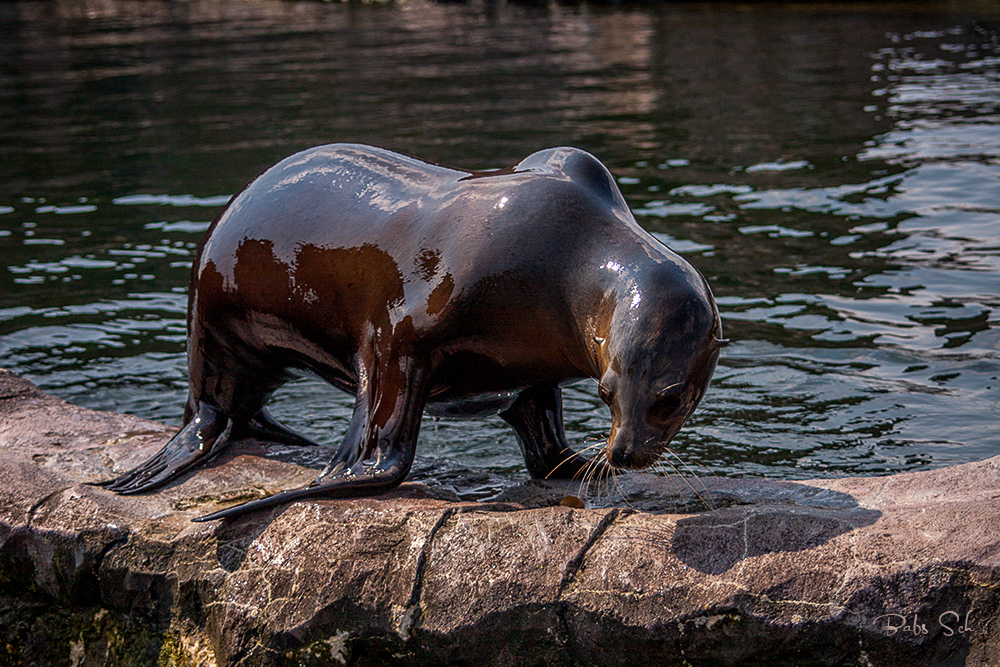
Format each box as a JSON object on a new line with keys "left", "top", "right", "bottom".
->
{"left": 0, "top": 0, "right": 997, "bottom": 482}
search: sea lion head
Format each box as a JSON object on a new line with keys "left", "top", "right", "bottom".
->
{"left": 596, "top": 257, "right": 725, "bottom": 470}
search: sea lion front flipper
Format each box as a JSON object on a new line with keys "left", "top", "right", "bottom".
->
{"left": 193, "top": 354, "right": 430, "bottom": 522}
{"left": 97, "top": 402, "right": 232, "bottom": 494}
{"left": 500, "top": 384, "right": 610, "bottom": 480}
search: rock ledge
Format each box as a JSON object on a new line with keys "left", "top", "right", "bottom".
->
{"left": 0, "top": 368, "right": 998, "bottom": 666}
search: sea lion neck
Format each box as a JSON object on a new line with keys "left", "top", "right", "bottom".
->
{"left": 569, "top": 250, "right": 646, "bottom": 381}
{"left": 575, "top": 230, "right": 715, "bottom": 379}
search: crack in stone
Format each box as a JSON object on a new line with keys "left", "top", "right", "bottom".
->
{"left": 547, "top": 507, "right": 632, "bottom": 664}
{"left": 557, "top": 507, "right": 630, "bottom": 599}
{"left": 393, "top": 506, "right": 461, "bottom": 641}
{"left": 552, "top": 601, "right": 575, "bottom": 658}
{"left": 0, "top": 387, "right": 38, "bottom": 402}
{"left": 0, "top": 372, "right": 42, "bottom": 402}
{"left": 25, "top": 485, "right": 72, "bottom": 526}
{"left": 406, "top": 507, "right": 458, "bottom": 609}
{"left": 93, "top": 532, "right": 130, "bottom": 595}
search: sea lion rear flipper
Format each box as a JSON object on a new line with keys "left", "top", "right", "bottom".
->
{"left": 96, "top": 402, "right": 232, "bottom": 495}
{"left": 191, "top": 457, "right": 411, "bottom": 522}
{"left": 231, "top": 407, "right": 320, "bottom": 448}
{"left": 500, "top": 384, "right": 611, "bottom": 481}
{"left": 193, "top": 353, "right": 429, "bottom": 522}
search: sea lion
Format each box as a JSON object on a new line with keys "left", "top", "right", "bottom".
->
{"left": 99, "top": 144, "right": 726, "bottom": 521}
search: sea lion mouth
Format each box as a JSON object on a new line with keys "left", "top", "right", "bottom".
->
{"left": 605, "top": 443, "right": 663, "bottom": 470}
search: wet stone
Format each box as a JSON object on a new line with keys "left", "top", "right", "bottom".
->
{"left": 0, "top": 368, "right": 998, "bottom": 666}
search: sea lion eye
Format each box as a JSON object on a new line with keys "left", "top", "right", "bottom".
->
{"left": 649, "top": 390, "right": 684, "bottom": 423}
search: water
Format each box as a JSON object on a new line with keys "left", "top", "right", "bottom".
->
{"left": 1, "top": 0, "right": 998, "bottom": 485}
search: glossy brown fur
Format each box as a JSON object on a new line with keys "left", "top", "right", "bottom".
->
{"left": 99, "top": 144, "right": 724, "bottom": 520}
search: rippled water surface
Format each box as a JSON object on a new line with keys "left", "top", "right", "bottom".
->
{"left": 2, "top": 0, "right": 998, "bottom": 484}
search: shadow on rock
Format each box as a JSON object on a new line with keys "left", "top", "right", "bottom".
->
{"left": 671, "top": 480, "right": 880, "bottom": 575}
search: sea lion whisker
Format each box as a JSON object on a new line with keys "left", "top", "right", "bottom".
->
{"left": 577, "top": 443, "right": 607, "bottom": 460}
{"left": 545, "top": 454, "right": 579, "bottom": 480}
{"left": 661, "top": 445, "right": 722, "bottom": 499}
{"left": 578, "top": 463, "right": 592, "bottom": 503}
{"left": 545, "top": 440, "right": 603, "bottom": 480}
{"left": 663, "top": 444, "right": 738, "bottom": 496}
{"left": 555, "top": 439, "right": 609, "bottom": 482}
{"left": 584, "top": 451, "right": 610, "bottom": 507}
{"left": 609, "top": 465, "right": 638, "bottom": 512}
{"left": 586, "top": 461, "right": 603, "bottom": 507}
{"left": 566, "top": 462, "right": 586, "bottom": 485}
{"left": 651, "top": 456, "right": 697, "bottom": 510}
{"left": 567, "top": 453, "right": 597, "bottom": 485}
{"left": 650, "top": 459, "right": 684, "bottom": 513}
{"left": 573, "top": 440, "right": 605, "bottom": 455}
{"left": 653, "top": 383, "right": 683, "bottom": 401}
{"left": 592, "top": 470, "right": 604, "bottom": 508}
{"left": 656, "top": 457, "right": 700, "bottom": 514}
{"left": 658, "top": 448, "right": 716, "bottom": 511}
{"left": 582, "top": 455, "right": 606, "bottom": 506}
{"left": 585, "top": 458, "right": 603, "bottom": 502}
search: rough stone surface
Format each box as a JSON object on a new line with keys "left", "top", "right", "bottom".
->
{"left": 0, "top": 367, "right": 998, "bottom": 666}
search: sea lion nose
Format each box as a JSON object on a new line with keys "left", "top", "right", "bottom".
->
{"left": 607, "top": 447, "right": 629, "bottom": 468}
{"left": 607, "top": 423, "right": 662, "bottom": 470}
{"left": 606, "top": 427, "right": 637, "bottom": 468}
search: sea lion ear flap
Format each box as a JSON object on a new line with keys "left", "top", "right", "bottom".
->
{"left": 713, "top": 337, "right": 730, "bottom": 349}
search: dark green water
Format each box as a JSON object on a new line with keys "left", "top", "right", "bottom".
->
{"left": 1, "top": 0, "right": 998, "bottom": 484}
